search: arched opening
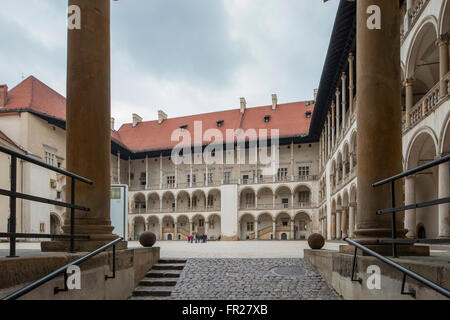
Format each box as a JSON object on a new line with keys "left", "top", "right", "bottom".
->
{"left": 281, "top": 233, "right": 287, "bottom": 240}
{"left": 275, "top": 212, "right": 291, "bottom": 240}
{"left": 167, "top": 234, "right": 173, "bottom": 241}
{"left": 240, "top": 188, "right": 256, "bottom": 209}
{"left": 177, "top": 215, "right": 190, "bottom": 240}
{"left": 176, "top": 191, "right": 190, "bottom": 212}
{"left": 343, "top": 143, "right": 350, "bottom": 179}
{"left": 257, "top": 212, "right": 274, "bottom": 240}
{"left": 162, "top": 192, "right": 176, "bottom": 213}
{"left": 147, "top": 193, "right": 160, "bottom": 213}
{"left": 147, "top": 216, "right": 160, "bottom": 240}
{"left": 257, "top": 187, "right": 273, "bottom": 210}
{"left": 192, "top": 214, "right": 206, "bottom": 236}
{"left": 337, "top": 152, "right": 343, "bottom": 185}
{"left": 294, "top": 212, "right": 312, "bottom": 240}
{"left": 207, "top": 214, "right": 221, "bottom": 240}
{"left": 293, "top": 185, "right": 311, "bottom": 209}
{"left": 50, "top": 213, "right": 62, "bottom": 235}
{"left": 133, "top": 193, "right": 146, "bottom": 214}
{"left": 275, "top": 186, "right": 291, "bottom": 209}
{"left": 407, "top": 131, "right": 439, "bottom": 237}
{"left": 350, "top": 132, "right": 357, "bottom": 171}
{"left": 192, "top": 190, "right": 207, "bottom": 210}
{"left": 239, "top": 214, "right": 256, "bottom": 240}
{"left": 207, "top": 189, "right": 221, "bottom": 210}
{"left": 162, "top": 216, "right": 175, "bottom": 239}
{"left": 133, "top": 216, "right": 146, "bottom": 241}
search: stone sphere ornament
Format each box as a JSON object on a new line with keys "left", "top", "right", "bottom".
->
{"left": 308, "top": 233, "right": 325, "bottom": 250}
{"left": 139, "top": 231, "right": 156, "bottom": 247}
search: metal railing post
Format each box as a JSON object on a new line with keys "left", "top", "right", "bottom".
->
{"left": 70, "top": 177, "right": 75, "bottom": 253}
{"left": 390, "top": 181, "right": 397, "bottom": 258}
{"left": 8, "top": 156, "right": 17, "bottom": 258}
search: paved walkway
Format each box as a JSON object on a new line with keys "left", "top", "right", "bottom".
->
{"left": 169, "top": 258, "right": 339, "bottom": 300}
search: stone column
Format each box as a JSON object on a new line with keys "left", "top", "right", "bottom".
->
{"left": 336, "top": 209, "right": 342, "bottom": 240}
{"left": 255, "top": 221, "right": 259, "bottom": 240}
{"left": 331, "top": 214, "right": 336, "bottom": 240}
{"left": 272, "top": 221, "right": 276, "bottom": 239}
{"left": 438, "top": 34, "right": 449, "bottom": 98}
{"left": 404, "top": 175, "right": 416, "bottom": 238}
{"left": 342, "top": 207, "right": 348, "bottom": 238}
{"left": 404, "top": 78, "right": 415, "bottom": 127}
{"left": 352, "top": 0, "right": 411, "bottom": 252}
{"left": 145, "top": 155, "right": 149, "bottom": 189}
{"left": 189, "top": 219, "right": 193, "bottom": 235}
{"left": 174, "top": 222, "right": 178, "bottom": 239}
{"left": 160, "top": 223, "right": 163, "bottom": 241}
{"left": 438, "top": 159, "right": 450, "bottom": 237}
{"left": 341, "top": 73, "right": 347, "bottom": 131}
{"left": 348, "top": 53, "right": 355, "bottom": 115}
{"left": 327, "top": 114, "right": 331, "bottom": 155}
{"left": 205, "top": 220, "right": 209, "bottom": 237}
{"left": 336, "top": 89, "right": 340, "bottom": 139}
{"left": 349, "top": 203, "right": 356, "bottom": 238}
{"left": 290, "top": 140, "right": 295, "bottom": 181}
{"left": 159, "top": 154, "right": 163, "bottom": 189}
{"left": 331, "top": 103, "right": 335, "bottom": 147}
{"left": 43, "top": 0, "right": 123, "bottom": 252}
{"left": 290, "top": 220, "right": 295, "bottom": 240}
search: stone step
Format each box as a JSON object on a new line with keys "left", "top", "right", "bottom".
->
{"left": 152, "top": 263, "right": 185, "bottom": 270}
{"left": 158, "top": 258, "right": 187, "bottom": 264}
{"left": 139, "top": 278, "right": 178, "bottom": 287}
{"left": 133, "top": 286, "right": 173, "bottom": 297}
{"left": 146, "top": 270, "right": 182, "bottom": 278}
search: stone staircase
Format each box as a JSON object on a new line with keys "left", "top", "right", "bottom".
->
{"left": 129, "top": 258, "right": 187, "bottom": 300}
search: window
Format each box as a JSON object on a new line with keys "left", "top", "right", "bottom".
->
{"left": 56, "top": 191, "right": 61, "bottom": 199}
{"left": 217, "top": 120, "right": 224, "bottom": 128}
{"left": 245, "top": 193, "right": 255, "bottom": 206}
{"left": 224, "top": 171, "right": 231, "bottom": 184}
{"left": 264, "top": 115, "right": 271, "bottom": 123}
{"left": 130, "top": 173, "right": 134, "bottom": 180}
{"left": 187, "top": 174, "right": 197, "bottom": 185}
{"left": 305, "top": 111, "right": 312, "bottom": 118}
{"left": 277, "top": 168, "right": 288, "bottom": 181}
{"left": 246, "top": 222, "right": 254, "bottom": 232}
{"left": 242, "top": 175, "right": 249, "bottom": 184}
{"left": 45, "top": 151, "right": 55, "bottom": 166}
{"left": 140, "top": 172, "right": 146, "bottom": 185}
{"left": 282, "top": 221, "right": 288, "bottom": 227}
{"left": 298, "top": 166, "right": 310, "bottom": 177}
{"left": 207, "top": 195, "right": 214, "bottom": 207}
{"left": 204, "top": 172, "right": 213, "bottom": 184}
{"left": 180, "top": 125, "right": 188, "bottom": 131}
{"left": 199, "top": 219, "right": 204, "bottom": 227}
{"left": 282, "top": 198, "right": 289, "bottom": 208}
{"left": 40, "top": 222, "right": 45, "bottom": 233}
{"left": 167, "top": 176, "right": 175, "bottom": 188}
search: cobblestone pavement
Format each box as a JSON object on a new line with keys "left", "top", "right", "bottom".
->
{"left": 169, "top": 258, "right": 340, "bottom": 300}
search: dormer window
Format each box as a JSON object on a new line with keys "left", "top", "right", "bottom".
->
{"left": 180, "top": 125, "right": 188, "bottom": 131}
{"left": 264, "top": 115, "right": 271, "bottom": 123}
{"left": 217, "top": 120, "right": 224, "bottom": 128}
{"left": 305, "top": 111, "right": 312, "bottom": 119}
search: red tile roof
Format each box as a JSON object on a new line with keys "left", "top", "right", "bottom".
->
{"left": 0, "top": 76, "right": 66, "bottom": 120}
{"left": 0, "top": 76, "right": 315, "bottom": 153}
{"left": 116, "top": 101, "right": 314, "bottom": 153}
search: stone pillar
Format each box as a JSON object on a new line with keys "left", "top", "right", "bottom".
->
{"left": 348, "top": 53, "right": 355, "bottom": 115}
{"left": 290, "top": 140, "right": 295, "bottom": 181}
{"left": 349, "top": 203, "right": 356, "bottom": 238}
{"left": 336, "top": 89, "right": 340, "bottom": 139}
{"left": 189, "top": 219, "right": 193, "bottom": 235}
{"left": 438, "top": 160, "right": 450, "bottom": 237}
{"left": 160, "top": 223, "right": 163, "bottom": 241}
{"left": 352, "top": 0, "right": 409, "bottom": 250}
{"left": 205, "top": 220, "right": 209, "bottom": 237}
{"left": 341, "top": 73, "right": 347, "bottom": 131}
{"left": 331, "top": 103, "right": 335, "bottom": 148}
{"left": 342, "top": 207, "right": 348, "bottom": 238}
{"left": 159, "top": 153, "right": 163, "bottom": 189}
{"left": 404, "top": 78, "right": 415, "bottom": 127}
{"left": 174, "top": 222, "right": 178, "bottom": 239}
{"left": 43, "top": 0, "right": 123, "bottom": 252}
{"left": 272, "top": 221, "right": 276, "bottom": 239}
{"left": 331, "top": 214, "right": 336, "bottom": 240}
{"left": 290, "top": 220, "right": 295, "bottom": 240}
{"left": 438, "top": 34, "right": 449, "bottom": 98}
{"left": 336, "top": 209, "right": 342, "bottom": 240}
{"left": 404, "top": 175, "right": 416, "bottom": 238}
{"left": 255, "top": 221, "right": 259, "bottom": 240}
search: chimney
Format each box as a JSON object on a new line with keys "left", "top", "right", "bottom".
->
{"left": 272, "top": 94, "right": 277, "bottom": 110}
{"left": 158, "top": 110, "right": 168, "bottom": 125}
{"left": 240, "top": 97, "right": 246, "bottom": 113}
{"left": 132, "top": 113, "right": 143, "bottom": 128}
{"left": 111, "top": 117, "right": 115, "bottom": 130}
{"left": 314, "top": 89, "right": 318, "bottom": 101}
{"left": 0, "top": 85, "right": 8, "bottom": 108}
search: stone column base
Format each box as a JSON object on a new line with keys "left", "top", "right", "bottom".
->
{"left": 339, "top": 244, "right": 429, "bottom": 257}
{"left": 41, "top": 239, "right": 128, "bottom": 253}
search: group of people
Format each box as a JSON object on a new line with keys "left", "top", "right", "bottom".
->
{"left": 188, "top": 234, "right": 207, "bottom": 243}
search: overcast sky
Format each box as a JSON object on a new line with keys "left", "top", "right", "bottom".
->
{"left": 0, "top": 0, "right": 339, "bottom": 129}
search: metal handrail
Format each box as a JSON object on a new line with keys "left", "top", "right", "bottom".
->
{"left": 372, "top": 154, "right": 450, "bottom": 257}
{"left": 1, "top": 237, "right": 123, "bottom": 301}
{"left": 0, "top": 144, "right": 93, "bottom": 256}
{"left": 344, "top": 238, "right": 450, "bottom": 299}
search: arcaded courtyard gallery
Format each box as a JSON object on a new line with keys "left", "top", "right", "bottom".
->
{"left": 0, "top": 0, "right": 449, "bottom": 300}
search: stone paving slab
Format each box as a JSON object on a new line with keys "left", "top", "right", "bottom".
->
{"left": 169, "top": 258, "right": 340, "bottom": 300}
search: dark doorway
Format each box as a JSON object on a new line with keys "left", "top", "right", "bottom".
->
{"left": 417, "top": 225, "right": 426, "bottom": 239}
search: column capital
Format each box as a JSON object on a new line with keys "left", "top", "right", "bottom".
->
{"left": 336, "top": 88, "right": 341, "bottom": 96}
{"left": 437, "top": 33, "right": 450, "bottom": 46}
{"left": 341, "top": 72, "right": 347, "bottom": 81}
{"left": 348, "top": 52, "right": 354, "bottom": 62}
{"left": 403, "top": 78, "right": 416, "bottom": 87}
{"left": 350, "top": 202, "right": 357, "bottom": 208}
